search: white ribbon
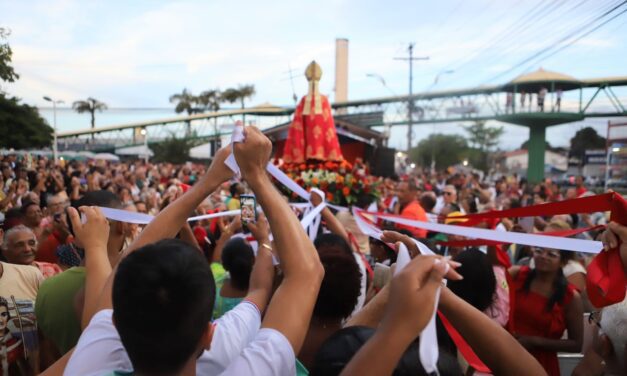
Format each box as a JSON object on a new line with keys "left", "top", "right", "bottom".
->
{"left": 393, "top": 242, "right": 440, "bottom": 376}
{"left": 357, "top": 209, "right": 602, "bottom": 254}
{"left": 100, "top": 207, "right": 154, "bottom": 225}
{"left": 99, "top": 207, "right": 242, "bottom": 225}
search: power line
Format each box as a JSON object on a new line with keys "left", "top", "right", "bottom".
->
{"left": 508, "top": 4, "right": 627, "bottom": 79}
{"left": 482, "top": 0, "right": 627, "bottom": 84}
{"left": 450, "top": 0, "right": 590, "bottom": 78}
{"left": 394, "top": 43, "right": 429, "bottom": 151}
{"left": 470, "top": 0, "right": 615, "bottom": 75}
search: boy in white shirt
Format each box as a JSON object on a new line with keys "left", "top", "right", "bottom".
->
{"left": 64, "top": 128, "right": 324, "bottom": 375}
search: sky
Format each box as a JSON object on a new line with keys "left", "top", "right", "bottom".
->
{"left": 2, "top": 0, "right": 627, "bottom": 150}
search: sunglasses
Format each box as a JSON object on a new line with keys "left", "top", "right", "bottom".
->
{"left": 533, "top": 248, "right": 560, "bottom": 259}
{"left": 443, "top": 191, "right": 454, "bottom": 196}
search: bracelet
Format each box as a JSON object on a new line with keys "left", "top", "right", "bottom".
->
{"left": 260, "top": 243, "right": 272, "bottom": 252}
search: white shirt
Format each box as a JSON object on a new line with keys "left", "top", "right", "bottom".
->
{"left": 65, "top": 301, "right": 295, "bottom": 376}
{"left": 433, "top": 196, "right": 445, "bottom": 215}
{"left": 563, "top": 260, "right": 587, "bottom": 278}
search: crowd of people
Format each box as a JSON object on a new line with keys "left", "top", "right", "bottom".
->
{"left": 0, "top": 127, "right": 625, "bottom": 376}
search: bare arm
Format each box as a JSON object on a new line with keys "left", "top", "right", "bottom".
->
{"left": 341, "top": 256, "right": 450, "bottom": 376}
{"left": 244, "top": 213, "right": 276, "bottom": 312}
{"left": 178, "top": 222, "right": 201, "bottom": 251}
{"left": 95, "top": 146, "right": 234, "bottom": 311}
{"left": 439, "top": 288, "right": 547, "bottom": 376}
{"left": 345, "top": 283, "right": 390, "bottom": 328}
{"left": 310, "top": 190, "right": 349, "bottom": 241}
{"left": 39, "top": 348, "right": 74, "bottom": 376}
{"left": 211, "top": 216, "right": 241, "bottom": 263}
{"left": 235, "top": 127, "right": 324, "bottom": 354}
{"left": 67, "top": 207, "right": 112, "bottom": 329}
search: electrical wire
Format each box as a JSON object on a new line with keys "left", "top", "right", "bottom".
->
{"left": 481, "top": 0, "right": 627, "bottom": 84}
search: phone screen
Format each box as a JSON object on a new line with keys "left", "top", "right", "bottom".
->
{"left": 240, "top": 195, "right": 257, "bottom": 224}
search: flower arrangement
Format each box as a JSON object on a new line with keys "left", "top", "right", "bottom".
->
{"left": 275, "top": 159, "right": 381, "bottom": 206}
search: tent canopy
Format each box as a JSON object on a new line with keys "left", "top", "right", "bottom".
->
{"left": 189, "top": 142, "right": 213, "bottom": 159}
{"left": 115, "top": 144, "right": 154, "bottom": 157}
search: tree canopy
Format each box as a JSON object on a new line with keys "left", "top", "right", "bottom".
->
{"left": 0, "top": 27, "right": 52, "bottom": 149}
{"left": 520, "top": 139, "right": 553, "bottom": 150}
{"left": 151, "top": 133, "right": 194, "bottom": 164}
{"left": 570, "top": 126, "right": 606, "bottom": 159}
{"left": 464, "top": 121, "right": 504, "bottom": 152}
{"left": 410, "top": 134, "right": 469, "bottom": 170}
{"left": 0, "top": 28, "right": 19, "bottom": 87}
{"left": 170, "top": 84, "right": 256, "bottom": 115}
{"left": 0, "top": 94, "right": 53, "bottom": 149}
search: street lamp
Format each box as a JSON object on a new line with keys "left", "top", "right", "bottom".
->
{"left": 43, "top": 96, "right": 64, "bottom": 165}
{"left": 366, "top": 73, "right": 398, "bottom": 96}
{"left": 433, "top": 70, "right": 455, "bottom": 85}
{"left": 140, "top": 128, "right": 148, "bottom": 164}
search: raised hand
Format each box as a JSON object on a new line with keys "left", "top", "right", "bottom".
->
{"left": 379, "top": 256, "right": 449, "bottom": 340}
{"left": 206, "top": 145, "right": 234, "bottom": 185}
{"left": 247, "top": 212, "right": 270, "bottom": 244}
{"left": 67, "top": 206, "right": 110, "bottom": 253}
{"left": 601, "top": 221, "right": 627, "bottom": 272}
{"left": 381, "top": 230, "right": 419, "bottom": 257}
{"left": 233, "top": 126, "right": 272, "bottom": 181}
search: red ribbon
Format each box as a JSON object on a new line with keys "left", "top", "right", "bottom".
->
{"left": 438, "top": 312, "right": 491, "bottom": 373}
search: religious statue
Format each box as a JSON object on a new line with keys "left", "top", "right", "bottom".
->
{"left": 282, "top": 61, "right": 344, "bottom": 164}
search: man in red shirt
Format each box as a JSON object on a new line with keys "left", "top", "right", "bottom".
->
{"left": 395, "top": 180, "right": 428, "bottom": 238}
{"left": 575, "top": 176, "right": 587, "bottom": 197}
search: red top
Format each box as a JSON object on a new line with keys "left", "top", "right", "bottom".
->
{"left": 37, "top": 231, "right": 71, "bottom": 264}
{"left": 396, "top": 200, "right": 428, "bottom": 238}
{"left": 513, "top": 266, "right": 576, "bottom": 376}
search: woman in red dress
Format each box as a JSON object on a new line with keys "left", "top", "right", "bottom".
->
{"left": 510, "top": 247, "right": 583, "bottom": 376}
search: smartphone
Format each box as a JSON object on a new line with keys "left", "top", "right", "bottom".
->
{"left": 240, "top": 195, "right": 257, "bottom": 225}
{"left": 373, "top": 263, "right": 392, "bottom": 290}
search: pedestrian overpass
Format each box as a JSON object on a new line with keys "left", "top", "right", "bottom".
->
{"left": 57, "top": 69, "right": 627, "bottom": 182}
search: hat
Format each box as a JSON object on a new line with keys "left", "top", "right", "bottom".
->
{"left": 445, "top": 211, "right": 468, "bottom": 225}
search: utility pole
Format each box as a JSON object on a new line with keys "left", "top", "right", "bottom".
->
{"left": 395, "top": 43, "right": 429, "bottom": 151}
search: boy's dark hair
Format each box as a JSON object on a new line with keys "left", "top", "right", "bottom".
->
{"left": 112, "top": 239, "right": 215, "bottom": 375}
{"left": 221, "top": 237, "right": 255, "bottom": 291}
{"left": 74, "top": 190, "right": 122, "bottom": 209}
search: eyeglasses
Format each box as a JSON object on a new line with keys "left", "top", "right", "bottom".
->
{"left": 533, "top": 248, "right": 560, "bottom": 259}
{"left": 588, "top": 311, "right": 602, "bottom": 328}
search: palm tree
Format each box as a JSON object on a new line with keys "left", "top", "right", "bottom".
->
{"left": 169, "top": 88, "right": 199, "bottom": 136}
{"left": 222, "top": 84, "right": 255, "bottom": 123}
{"left": 72, "top": 97, "right": 108, "bottom": 138}
{"left": 169, "top": 88, "right": 197, "bottom": 116}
